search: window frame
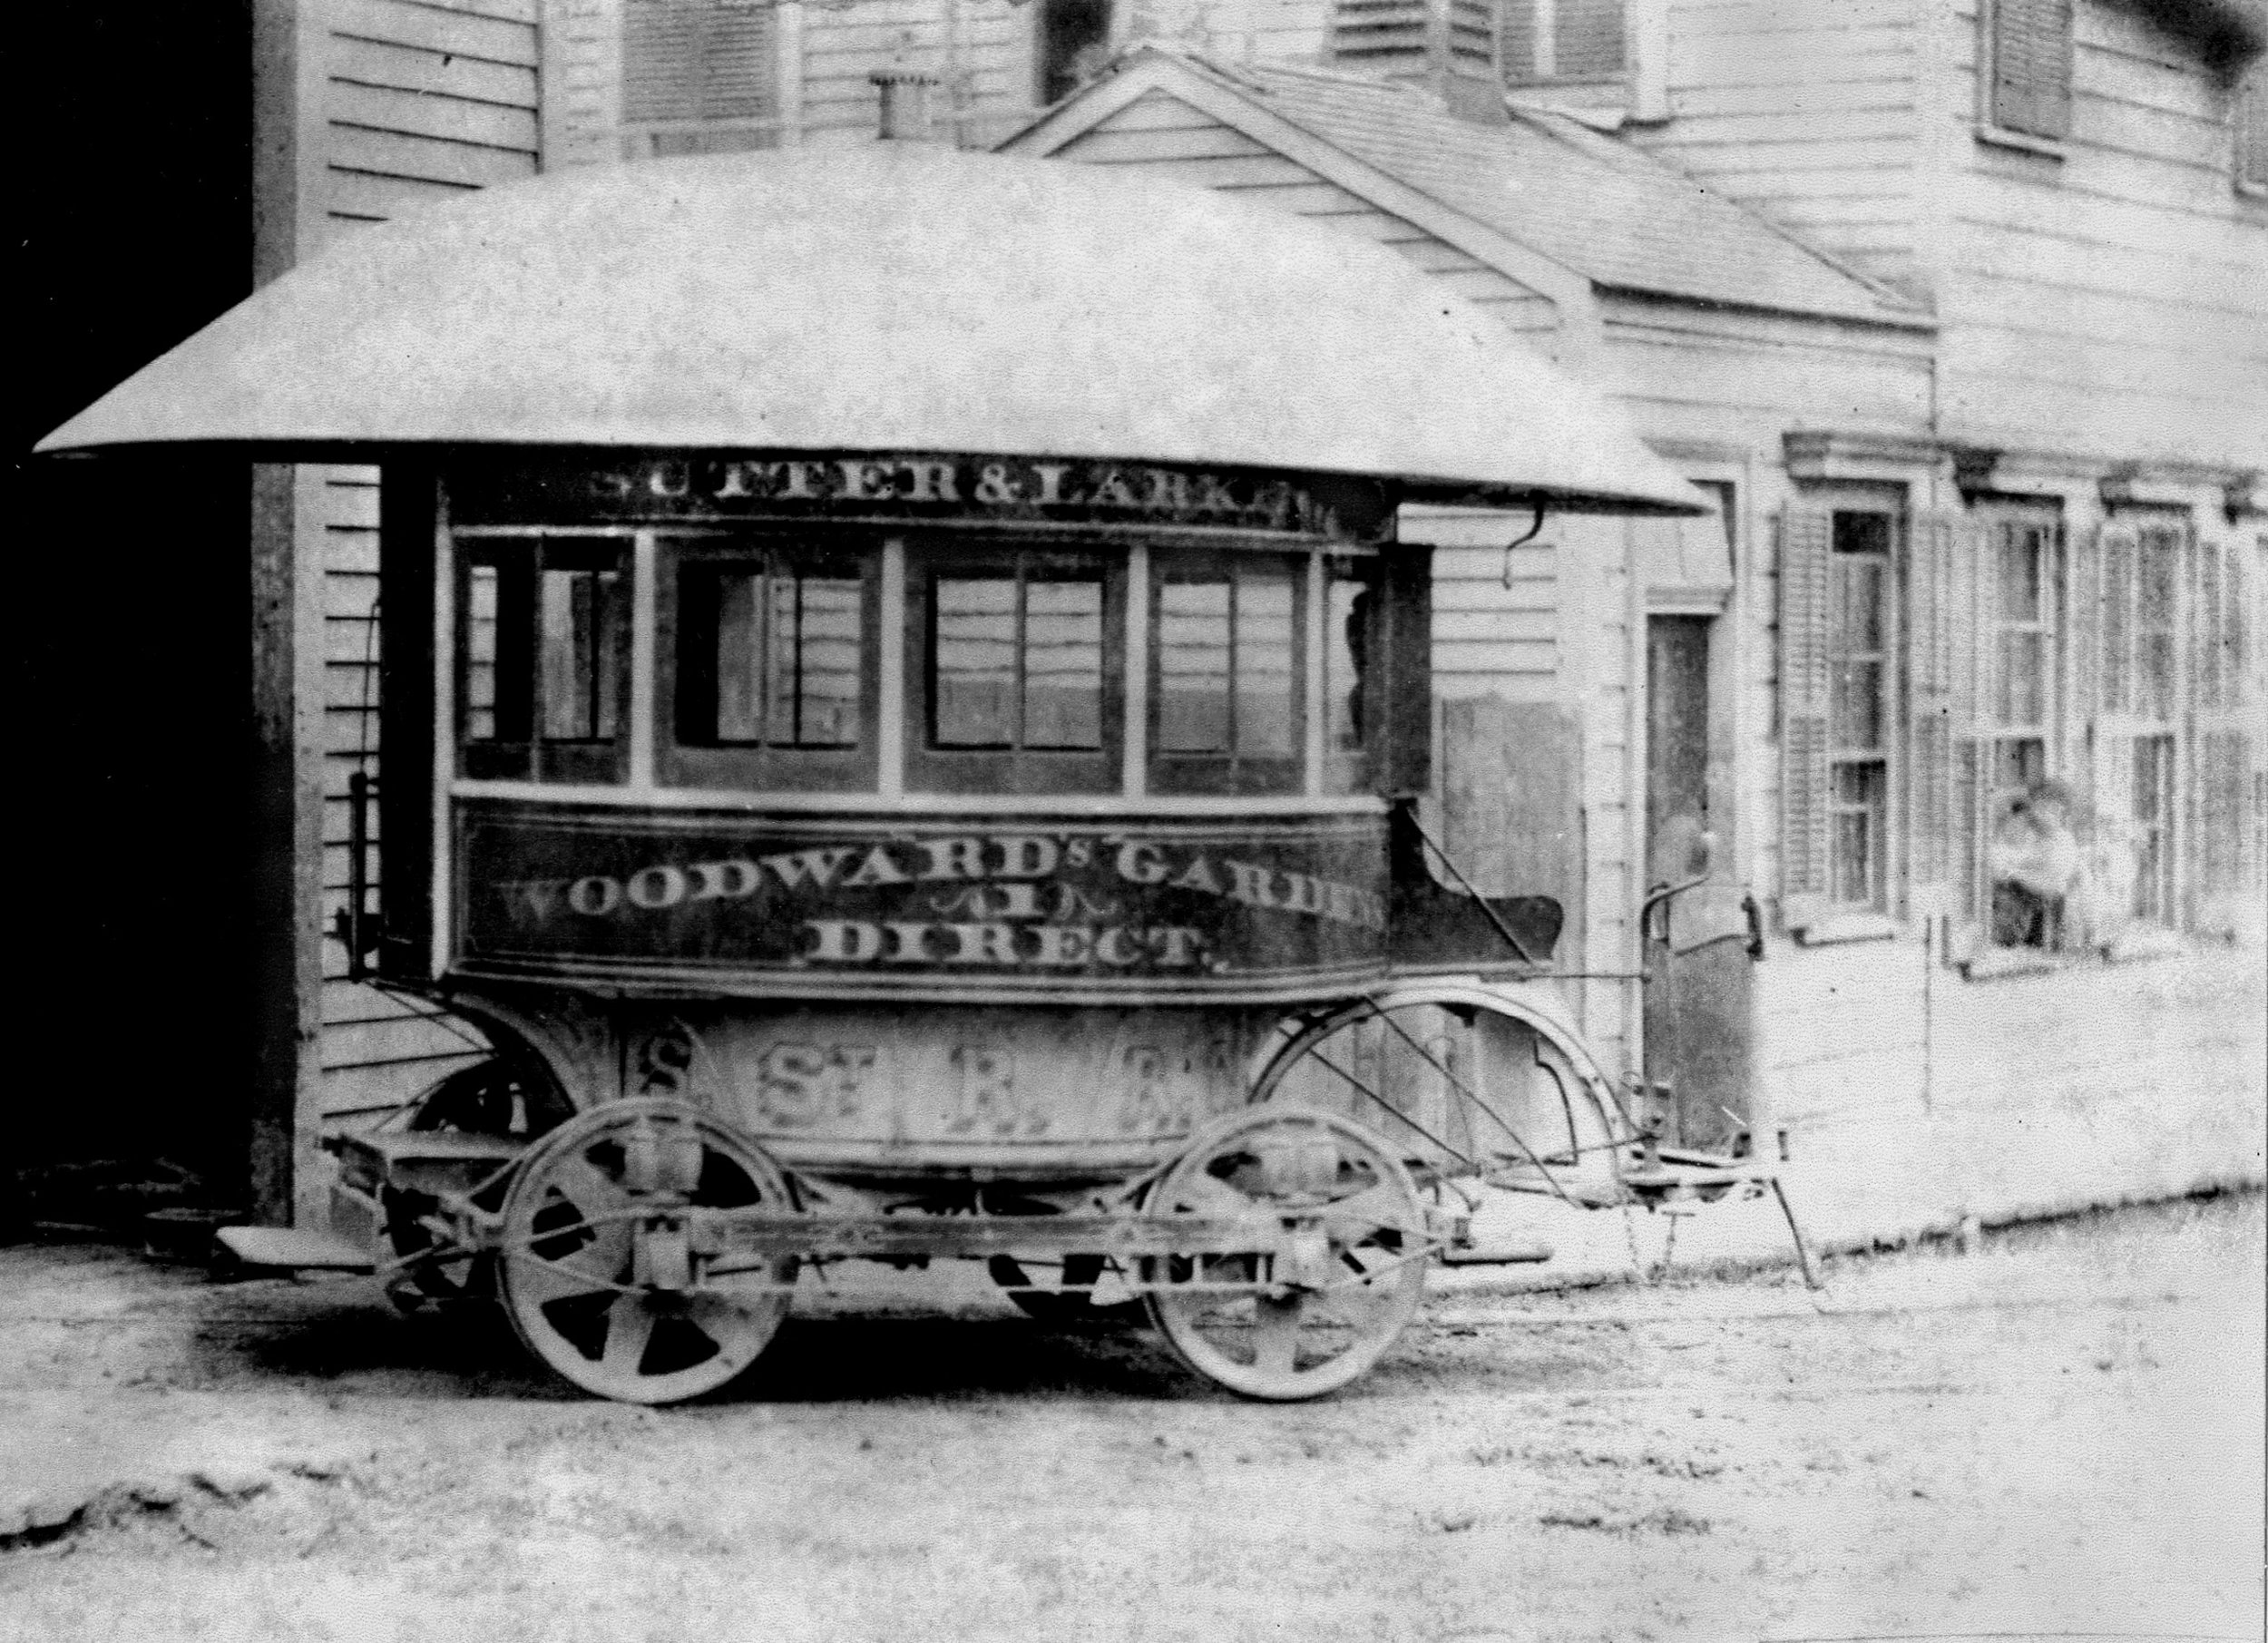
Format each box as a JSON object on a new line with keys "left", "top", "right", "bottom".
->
{"left": 1500, "top": 0, "right": 1628, "bottom": 86}
{"left": 904, "top": 542, "right": 1126, "bottom": 797}
{"left": 1147, "top": 548, "right": 1311, "bottom": 798}
{"left": 1978, "top": 0, "right": 2075, "bottom": 151}
{"left": 455, "top": 533, "right": 634, "bottom": 787}
{"left": 2235, "top": 57, "right": 2268, "bottom": 198}
{"left": 1824, "top": 507, "right": 1898, "bottom": 914}
{"left": 656, "top": 529, "right": 883, "bottom": 795}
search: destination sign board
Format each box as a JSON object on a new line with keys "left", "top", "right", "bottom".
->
{"left": 455, "top": 805, "right": 1391, "bottom": 998}
{"left": 446, "top": 453, "right": 1393, "bottom": 543}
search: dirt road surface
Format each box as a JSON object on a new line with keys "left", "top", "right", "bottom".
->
{"left": 3, "top": 1192, "right": 2260, "bottom": 1643}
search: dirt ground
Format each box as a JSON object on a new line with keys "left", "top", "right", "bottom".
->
{"left": 2, "top": 1191, "right": 2260, "bottom": 1643}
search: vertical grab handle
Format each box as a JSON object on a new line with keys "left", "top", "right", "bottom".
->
{"left": 345, "top": 769, "right": 372, "bottom": 982}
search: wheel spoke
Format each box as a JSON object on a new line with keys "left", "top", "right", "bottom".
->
{"left": 1318, "top": 1181, "right": 1420, "bottom": 1239}
{"left": 600, "top": 1294, "right": 658, "bottom": 1376}
{"left": 1160, "top": 1172, "right": 1256, "bottom": 1221}
{"left": 1251, "top": 1294, "right": 1303, "bottom": 1377}
{"left": 551, "top": 1153, "right": 632, "bottom": 1219}
{"left": 509, "top": 1248, "right": 623, "bottom": 1308}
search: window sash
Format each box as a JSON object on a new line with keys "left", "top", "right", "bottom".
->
{"left": 1149, "top": 553, "right": 1307, "bottom": 797}
{"left": 456, "top": 537, "right": 632, "bottom": 786}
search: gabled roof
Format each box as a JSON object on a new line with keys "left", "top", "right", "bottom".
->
{"left": 1020, "top": 50, "right": 1930, "bottom": 331}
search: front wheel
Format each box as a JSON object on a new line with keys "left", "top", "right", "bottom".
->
{"left": 1141, "top": 1110, "right": 1428, "bottom": 1400}
{"left": 496, "top": 1099, "right": 797, "bottom": 1403}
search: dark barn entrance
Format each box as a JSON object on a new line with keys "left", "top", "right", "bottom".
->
{"left": 15, "top": 5, "right": 256, "bottom": 1222}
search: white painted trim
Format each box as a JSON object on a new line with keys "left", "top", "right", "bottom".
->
{"left": 1304, "top": 548, "right": 1327, "bottom": 797}
{"left": 776, "top": 0, "right": 806, "bottom": 145}
{"left": 447, "top": 780, "right": 1388, "bottom": 817}
{"left": 878, "top": 537, "right": 906, "bottom": 798}
{"left": 998, "top": 52, "right": 1608, "bottom": 365}
{"left": 627, "top": 531, "right": 657, "bottom": 795}
{"left": 1122, "top": 540, "right": 1150, "bottom": 797}
{"left": 431, "top": 488, "right": 457, "bottom": 983}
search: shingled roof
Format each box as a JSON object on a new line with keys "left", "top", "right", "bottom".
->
{"left": 1112, "top": 52, "right": 1929, "bottom": 329}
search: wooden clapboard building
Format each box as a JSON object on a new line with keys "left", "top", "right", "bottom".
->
{"left": 37, "top": 0, "right": 2256, "bottom": 1218}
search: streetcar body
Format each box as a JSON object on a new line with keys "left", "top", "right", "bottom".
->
{"left": 39, "top": 145, "right": 1800, "bottom": 1403}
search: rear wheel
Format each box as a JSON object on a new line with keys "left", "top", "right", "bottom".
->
{"left": 1141, "top": 1110, "right": 1427, "bottom": 1400}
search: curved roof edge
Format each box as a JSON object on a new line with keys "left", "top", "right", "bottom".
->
{"left": 37, "top": 145, "right": 1705, "bottom": 517}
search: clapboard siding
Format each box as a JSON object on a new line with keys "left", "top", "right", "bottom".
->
{"left": 1631, "top": 0, "right": 1922, "bottom": 288}
{"left": 1050, "top": 91, "right": 1564, "bottom": 334}
{"left": 1930, "top": 0, "right": 2268, "bottom": 466}
{"left": 310, "top": 0, "right": 534, "bottom": 1121}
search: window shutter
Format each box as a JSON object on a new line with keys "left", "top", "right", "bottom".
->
{"left": 624, "top": 0, "right": 776, "bottom": 128}
{"left": 1331, "top": 0, "right": 1430, "bottom": 68}
{"left": 1990, "top": 0, "right": 2072, "bottom": 140}
{"left": 1501, "top": 0, "right": 1539, "bottom": 78}
{"left": 1943, "top": 511, "right": 1990, "bottom": 937}
{"left": 1778, "top": 507, "right": 1833, "bottom": 926}
{"left": 1906, "top": 513, "right": 1962, "bottom": 899}
{"left": 1556, "top": 0, "right": 1626, "bottom": 77}
{"left": 2239, "top": 64, "right": 2268, "bottom": 191}
{"left": 2192, "top": 537, "right": 2254, "bottom": 930}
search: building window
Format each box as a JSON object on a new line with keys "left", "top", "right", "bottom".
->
{"left": 1037, "top": 0, "right": 1111, "bottom": 106}
{"left": 1780, "top": 500, "right": 1901, "bottom": 926}
{"left": 1825, "top": 511, "right": 1893, "bottom": 910}
{"left": 907, "top": 548, "right": 1122, "bottom": 795}
{"left": 622, "top": 0, "right": 779, "bottom": 157}
{"left": 1150, "top": 553, "right": 1304, "bottom": 796}
{"left": 458, "top": 537, "right": 631, "bottom": 785}
{"left": 2238, "top": 61, "right": 2268, "bottom": 194}
{"left": 1982, "top": 0, "right": 2073, "bottom": 142}
{"left": 1502, "top": 0, "right": 1625, "bottom": 83}
{"left": 662, "top": 539, "right": 879, "bottom": 792}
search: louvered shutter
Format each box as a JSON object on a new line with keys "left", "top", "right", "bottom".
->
{"left": 1906, "top": 513, "right": 1964, "bottom": 905}
{"left": 623, "top": 0, "right": 777, "bottom": 139}
{"left": 2192, "top": 536, "right": 2255, "bottom": 931}
{"left": 2240, "top": 65, "right": 2268, "bottom": 191}
{"left": 1990, "top": 0, "right": 2072, "bottom": 140}
{"left": 1555, "top": 0, "right": 1627, "bottom": 77}
{"left": 1501, "top": 0, "right": 1539, "bottom": 78}
{"left": 2066, "top": 518, "right": 2102, "bottom": 815}
{"left": 1778, "top": 507, "right": 1833, "bottom": 928}
{"left": 1332, "top": 0, "right": 1431, "bottom": 68}
{"left": 1448, "top": 0, "right": 1498, "bottom": 72}
{"left": 1943, "top": 510, "right": 1990, "bottom": 940}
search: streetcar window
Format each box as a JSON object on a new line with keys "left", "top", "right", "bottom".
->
{"left": 935, "top": 570, "right": 1104, "bottom": 748}
{"left": 1322, "top": 556, "right": 1378, "bottom": 795}
{"left": 662, "top": 541, "right": 879, "bottom": 792}
{"left": 909, "top": 550, "right": 1121, "bottom": 795}
{"left": 458, "top": 539, "right": 630, "bottom": 784}
{"left": 1149, "top": 553, "right": 1301, "bottom": 796}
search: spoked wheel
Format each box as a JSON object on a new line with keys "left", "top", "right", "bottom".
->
{"left": 1251, "top": 983, "right": 1627, "bottom": 1206}
{"left": 497, "top": 1099, "right": 797, "bottom": 1403}
{"left": 1142, "top": 1110, "right": 1428, "bottom": 1400}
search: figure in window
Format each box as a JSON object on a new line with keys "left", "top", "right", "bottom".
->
{"left": 1988, "top": 778, "right": 2081, "bottom": 949}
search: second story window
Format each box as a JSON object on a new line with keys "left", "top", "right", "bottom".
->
{"left": 1502, "top": 0, "right": 1626, "bottom": 83}
{"left": 622, "top": 0, "right": 779, "bottom": 157}
{"left": 1037, "top": 0, "right": 1112, "bottom": 106}
{"left": 2241, "top": 64, "right": 2268, "bottom": 194}
{"left": 1984, "top": 0, "right": 2073, "bottom": 141}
